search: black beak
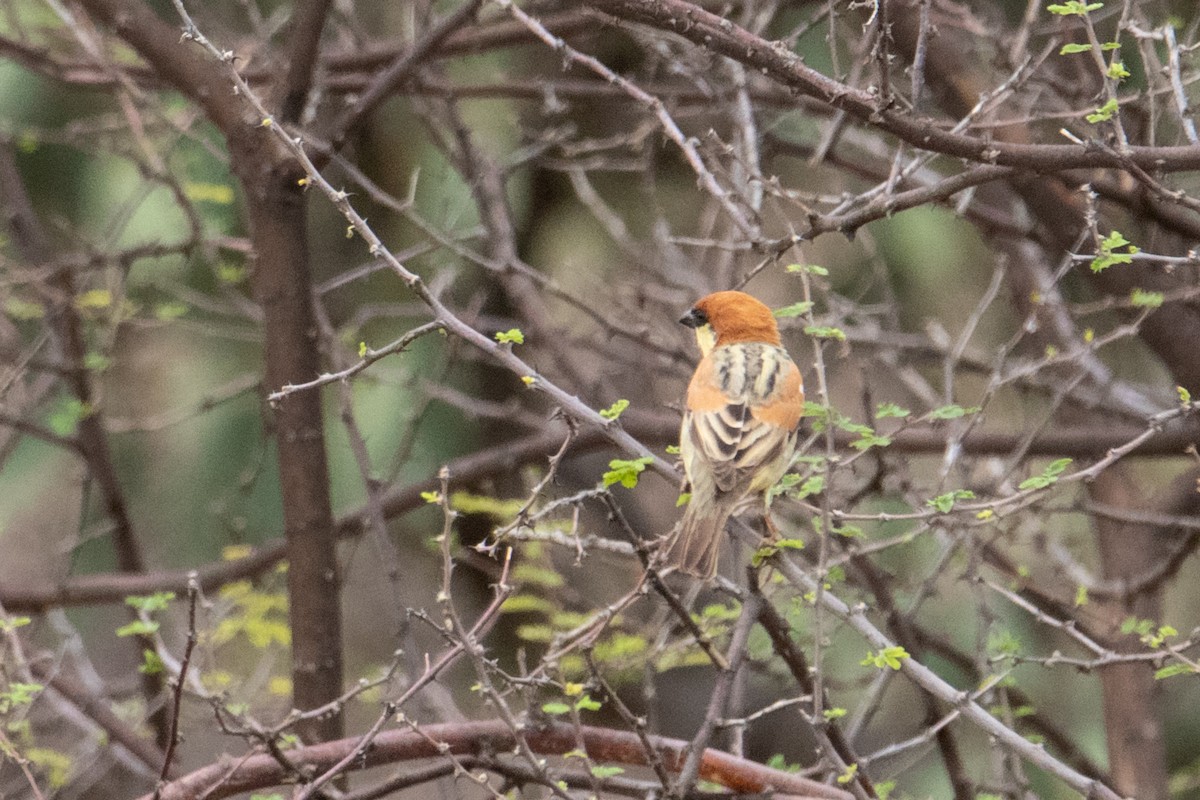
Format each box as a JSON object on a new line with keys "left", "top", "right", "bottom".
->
{"left": 679, "top": 308, "right": 707, "bottom": 328}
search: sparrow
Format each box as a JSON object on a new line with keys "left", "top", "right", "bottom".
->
{"left": 666, "top": 290, "right": 805, "bottom": 578}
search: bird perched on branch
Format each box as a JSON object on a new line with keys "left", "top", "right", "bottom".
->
{"left": 667, "top": 290, "right": 805, "bottom": 578}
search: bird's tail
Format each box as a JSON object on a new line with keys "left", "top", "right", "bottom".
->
{"left": 665, "top": 506, "right": 732, "bottom": 579}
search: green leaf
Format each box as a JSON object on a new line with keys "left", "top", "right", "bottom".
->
{"left": 835, "top": 418, "right": 873, "bottom": 436}
{"left": 1178, "top": 386, "right": 1192, "bottom": 406}
{"left": 154, "top": 301, "right": 189, "bottom": 320}
{"left": 665, "top": 444, "right": 681, "bottom": 455}
{"left": 76, "top": 289, "right": 112, "bottom": 309}
{"left": 803, "top": 401, "right": 830, "bottom": 429}
{"left": 851, "top": 431, "right": 892, "bottom": 450}
{"left": 1106, "top": 60, "right": 1130, "bottom": 80}
{"left": 774, "top": 301, "right": 814, "bottom": 318}
{"left": 766, "top": 754, "right": 801, "bottom": 773}
{"left": 6, "top": 297, "right": 44, "bottom": 319}
{"left": 75, "top": 332, "right": 119, "bottom": 360}
{"left": 988, "top": 628, "right": 1023, "bottom": 657}
{"left": 1018, "top": 457, "right": 1073, "bottom": 490}
{"left": 499, "top": 595, "right": 556, "bottom": 614}
{"left": 1090, "top": 251, "right": 1133, "bottom": 272}
{"left": 1074, "top": 584, "right": 1088, "bottom": 607}
{"left": 750, "top": 545, "right": 775, "bottom": 568}
{"left": 768, "top": 473, "right": 801, "bottom": 500}
{"left": 929, "top": 404, "right": 981, "bottom": 420}
{"left": 1154, "top": 664, "right": 1195, "bottom": 680}
{"left": 0, "top": 682, "right": 43, "bottom": 709}
{"left": 875, "top": 402, "right": 910, "bottom": 419}
{"left": 116, "top": 620, "right": 160, "bottom": 637}
{"left": 0, "top": 616, "right": 32, "bottom": 632}
{"left": 511, "top": 564, "right": 565, "bottom": 588}
{"left": 1102, "top": 230, "right": 1132, "bottom": 248}
{"left": 541, "top": 702, "right": 571, "bottom": 715}
{"left": 804, "top": 325, "right": 847, "bottom": 341}
{"left": 1059, "top": 42, "right": 1093, "bottom": 54}
{"left": 518, "top": 625, "right": 555, "bottom": 643}
{"left": 1086, "top": 97, "right": 1119, "bottom": 123}
{"left": 216, "top": 263, "right": 246, "bottom": 284}
{"left": 139, "top": 649, "right": 165, "bottom": 675}
{"left": 1091, "top": 230, "right": 1137, "bottom": 272}
{"left": 1130, "top": 289, "right": 1164, "bottom": 309}
{"left": 599, "top": 399, "right": 629, "bottom": 420}
{"left": 786, "top": 263, "right": 829, "bottom": 276}
{"left": 47, "top": 398, "right": 92, "bottom": 436}
{"left": 575, "top": 694, "right": 603, "bottom": 711}
{"left": 602, "top": 457, "right": 654, "bottom": 489}
{"left": 25, "top": 747, "right": 70, "bottom": 789}
{"left": 590, "top": 765, "right": 625, "bottom": 779}
{"left": 675, "top": 491, "right": 691, "bottom": 507}
{"left": 796, "top": 475, "right": 825, "bottom": 498}
{"left": 184, "top": 182, "right": 235, "bottom": 204}
{"left": 823, "top": 707, "right": 848, "bottom": 720}
{"left": 861, "top": 646, "right": 910, "bottom": 670}
{"left": 1047, "top": 1, "right": 1102, "bottom": 15}
{"left": 751, "top": 540, "right": 802, "bottom": 567}
{"left": 450, "top": 492, "right": 523, "bottom": 520}
{"left": 494, "top": 328, "right": 525, "bottom": 345}
{"left": 926, "top": 489, "right": 975, "bottom": 513}
{"left": 125, "top": 592, "right": 175, "bottom": 613}
{"left": 1142, "top": 624, "right": 1178, "bottom": 649}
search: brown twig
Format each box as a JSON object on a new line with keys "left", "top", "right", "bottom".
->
{"left": 153, "top": 576, "right": 198, "bottom": 797}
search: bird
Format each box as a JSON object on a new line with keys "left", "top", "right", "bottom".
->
{"left": 666, "top": 290, "right": 805, "bottom": 578}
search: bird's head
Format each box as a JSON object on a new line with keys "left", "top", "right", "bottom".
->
{"left": 680, "top": 291, "right": 781, "bottom": 356}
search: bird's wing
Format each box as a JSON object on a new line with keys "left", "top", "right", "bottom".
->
{"left": 684, "top": 345, "right": 803, "bottom": 494}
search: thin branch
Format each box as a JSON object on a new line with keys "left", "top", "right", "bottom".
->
{"left": 153, "top": 577, "right": 199, "bottom": 797}
{"left": 770, "top": 553, "right": 1123, "bottom": 800}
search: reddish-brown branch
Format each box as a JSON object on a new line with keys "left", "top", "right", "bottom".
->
{"left": 140, "top": 720, "right": 854, "bottom": 800}
{"left": 4, "top": 413, "right": 1198, "bottom": 613}
{"left": 0, "top": 11, "right": 597, "bottom": 95}
{"left": 0, "top": 418, "right": 651, "bottom": 612}
{"left": 588, "top": 0, "right": 1200, "bottom": 172}
{"left": 155, "top": 580, "right": 199, "bottom": 793}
